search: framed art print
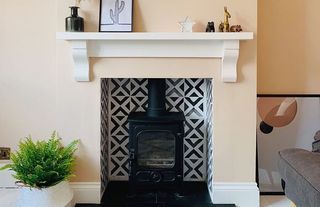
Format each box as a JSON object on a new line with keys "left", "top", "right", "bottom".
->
{"left": 99, "top": 0, "right": 133, "bottom": 32}
{"left": 257, "top": 95, "right": 320, "bottom": 194}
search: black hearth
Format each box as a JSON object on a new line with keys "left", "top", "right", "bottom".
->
{"left": 99, "top": 181, "right": 228, "bottom": 207}
{"left": 128, "top": 79, "right": 185, "bottom": 190}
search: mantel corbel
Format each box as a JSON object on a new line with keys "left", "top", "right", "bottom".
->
{"left": 70, "top": 40, "right": 89, "bottom": 81}
{"left": 222, "top": 40, "right": 240, "bottom": 82}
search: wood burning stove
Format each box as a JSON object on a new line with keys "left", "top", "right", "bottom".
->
{"left": 128, "top": 79, "right": 185, "bottom": 190}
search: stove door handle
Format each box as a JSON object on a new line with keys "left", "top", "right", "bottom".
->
{"left": 129, "top": 149, "right": 135, "bottom": 160}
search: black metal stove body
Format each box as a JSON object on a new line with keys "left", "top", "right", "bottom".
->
{"left": 128, "top": 79, "right": 185, "bottom": 190}
{"left": 128, "top": 112, "right": 185, "bottom": 189}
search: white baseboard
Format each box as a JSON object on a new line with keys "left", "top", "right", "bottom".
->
{"left": 212, "top": 182, "right": 260, "bottom": 207}
{"left": 70, "top": 182, "right": 101, "bottom": 204}
{"left": 70, "top": 182, "right": 260, "bottom": 206}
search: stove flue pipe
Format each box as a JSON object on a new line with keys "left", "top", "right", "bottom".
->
{"left": 147, "top": 79, "right": 167, "bottom": 117}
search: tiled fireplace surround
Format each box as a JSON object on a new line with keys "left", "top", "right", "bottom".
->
{"left": 100, "top": 78, "right": 214, "bottom": 196}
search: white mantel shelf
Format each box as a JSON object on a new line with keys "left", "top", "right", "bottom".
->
{"left": 56, "top": 32, "right": 254, "bottom": 82}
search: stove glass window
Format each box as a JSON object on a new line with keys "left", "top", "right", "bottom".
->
{"left": 137, "top": 130, "right": 175, "bottom": 168}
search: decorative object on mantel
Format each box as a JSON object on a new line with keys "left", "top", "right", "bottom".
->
{"left": 230, "top": 25, "right": 242, "bottom": 32}
{"left": 0, "top": 132, "right": 79, "bottom": 207}
{"left": 218, "top": 22, "right": 224, "bottom": 32}
{"left": 56, "top": 32, "right": 254, "bottom": 82}
{"left": 99, "top": 0, "right": 133, "bottom": 32}
{"left": 206, "top": 21, "right": 215, "bottom": 32}
{"left": 179, "top": 16, "right": 195, "bottom": 32}
{"left": 66, "top": 6, "right": 84, "bottom": 32}
{"left": 223, "top": 7, "right": 231, "bottom": 32}
{"left": 219, "top": 7, "right": 243, "bottom": 33}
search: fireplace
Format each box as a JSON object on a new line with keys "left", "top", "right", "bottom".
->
{"left": 128, "top": 79, "right": 185, "bottom": 189}
{"left": 100, "top": 78, "right": 214, "bottom": 206}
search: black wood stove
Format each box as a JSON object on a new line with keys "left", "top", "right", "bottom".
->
{"left": 128, "top": 79, "right": 185, "bottom": 190}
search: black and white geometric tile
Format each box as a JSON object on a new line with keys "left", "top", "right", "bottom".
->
{"left": 185, "top": 118, "right": 205, "bottom": 139}
{"left": 184, "top": 138, "right": 206, "bottom": 159}
{"left": 166, "top": 97, "right": 184, "bottom": 112}
{"left": 185, "top": 79, "right": 205, "bottom": 97}
{"left": 131, "top": 96, "right": 148, "bottom": 112}
{"left": 101, "top": 78, "right": 213, "bottom": 182}
{"left": 184, "top": 97, "right": 204, "bottom": 118}
{"left": 184, "top": 158, "right": 206, "bottom": 180}
{"left": 166, "top": 79, "right": 185, "bottom": 97}
{"left": 110, "top": 79, "right": 131, "bottom": 96}
{"left": 130, "top": 79, "right": 148, "bottom": 97}
{"left": 100, "top": 79, "right": 109, "bottom": 196}
{"left": 205, "top": 79, "right": 214, "bottom": 195}
{"left": 110, "top": 156, "right": 129, "bottom": 177}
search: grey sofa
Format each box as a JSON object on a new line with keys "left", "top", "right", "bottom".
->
{"left": 278, "top": 146, "right": 320, "bottom": 206}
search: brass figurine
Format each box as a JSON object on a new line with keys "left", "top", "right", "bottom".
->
{"left": 223, "top": 6, "right": 231, "bottom": 32}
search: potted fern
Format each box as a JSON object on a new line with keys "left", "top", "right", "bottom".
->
{"left": 0, "top": 132, "right": 79, "bottom": 207}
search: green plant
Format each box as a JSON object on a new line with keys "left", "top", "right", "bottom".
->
{"left": 0, "top": 132, "right": 79, "bottom": 189}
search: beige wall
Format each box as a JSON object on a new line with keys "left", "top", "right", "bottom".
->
{"left": 258, "top": 0, "right": 320, "bottom": 94}
{"left": 0, "top": 1, "right": 57, "bottom": 152}
{"left": 1, "top": 0, "right": 257, "bottom": 183}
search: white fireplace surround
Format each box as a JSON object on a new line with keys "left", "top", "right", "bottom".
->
{"left": 56, "top": 32, "right": 253, "bottom": 82}
{"left": 54, "top": 32, "right": 259, "bottom": 206}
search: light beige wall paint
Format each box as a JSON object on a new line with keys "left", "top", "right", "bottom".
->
{"left": 258, "top": 0, "right": 320, "bottom": 94}
{"left": 0, "top": 1, "right": 57, "bottom": 147}
{"left": 1, "top": 0, "right": 257, "bottom": 183}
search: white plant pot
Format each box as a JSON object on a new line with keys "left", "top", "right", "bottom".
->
{"left": 17, "top": 181, "right": 74, "bottom": 207}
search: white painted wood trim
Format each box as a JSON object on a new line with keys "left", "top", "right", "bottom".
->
{"left": 221, "top": 40, "right": 240, "bottom": 82}
{"left": 70, "top": 182, "right": 100, "bottom": 204}
{"left": 56, "top": 32, "right": 253, "bottom": 82}
{"left": 56, "top": 32, "right": 253, "bottom": 40}
{"left": 70, "top": 41, "right": 89, "bottom": 81}
{"left": 212, "top": 182, "right": 260, "bottom": 207}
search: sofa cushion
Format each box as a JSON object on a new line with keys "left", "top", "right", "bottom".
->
{"left": 278, "top": 148, "right": 320, "bottom": 207}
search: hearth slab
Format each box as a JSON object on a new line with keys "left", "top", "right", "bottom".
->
{"left": 75, "top": 181, "right": 235, "bottom": 207}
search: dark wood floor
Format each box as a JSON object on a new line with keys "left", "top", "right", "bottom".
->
{"left": 75, "top": 181, "right": 235, "bottom": 207}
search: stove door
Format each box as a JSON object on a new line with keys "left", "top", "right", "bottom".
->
{"left": 137, "top": 130, "right": 176, "bottom": 169}
{"left": 129, "top": 122, "right": 184, "bottom": 187}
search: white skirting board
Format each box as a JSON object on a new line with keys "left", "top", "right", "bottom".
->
{"left": 71, "top": 182, "right": 260, "bottom": 206}
{"left": 70, "top": 182, "right": 101, "bottom": 204}
{"left": 211, "top": 182, "right": 260, "bottom": 207}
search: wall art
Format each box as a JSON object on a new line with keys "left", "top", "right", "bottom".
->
{"left": 257, "top": 95, "right": 320, "bottom": 193}
{"left": 99, "top": 0, "right": 133, "bottom": 32}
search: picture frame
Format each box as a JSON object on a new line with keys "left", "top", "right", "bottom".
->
{"left": 99, "top": 0, "right": 133, "bottom": 32}
{"left": 256, "top": 94, "right": 320, "bottom": 194}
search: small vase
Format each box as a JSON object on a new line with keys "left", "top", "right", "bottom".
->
{"left": 65, "top": 6, "right": 84, "bottom": 32}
